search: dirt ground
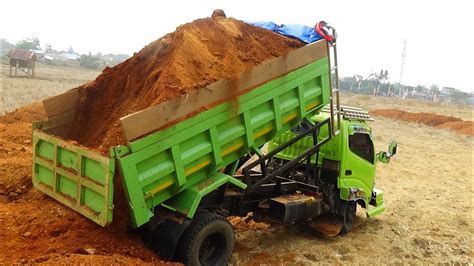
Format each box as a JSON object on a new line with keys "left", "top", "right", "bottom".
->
{"left": 0, "top": 63, "right": 472, "bottom": 264}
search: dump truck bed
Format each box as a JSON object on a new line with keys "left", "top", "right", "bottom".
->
{"left": 32, "top": 129, "right": 115, "bottom": 226}
{"left": 32, "top": 40, "right": 330, "bottom": 228}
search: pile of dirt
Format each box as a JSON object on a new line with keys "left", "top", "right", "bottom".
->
{"left": 0, "top": 105, "right": 163, "bottom": 264}
{"left": 434, "top": 121, "right": 474, "bottom": 136}
{"left": 0, "top": 103, "right": 45, "bottom": 200}
{"left": 229, "top": 214, "right": 271, "bottom": 231}
{"left": 369, "top": 109, "right": 473, "bottom": 136}
{"left": 66, "top": 17, "right": 304, "bottom": 151}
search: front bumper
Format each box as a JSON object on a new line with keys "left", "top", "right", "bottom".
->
{"left": 366, "top": 187, "right": 385, "bottom": 218}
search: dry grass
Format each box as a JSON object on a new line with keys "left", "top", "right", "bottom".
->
{"left": 0, "top": 62, "right": 99, "bottom": 115}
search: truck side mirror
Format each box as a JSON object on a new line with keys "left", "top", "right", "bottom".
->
{"left": 388, "top": 140, "right": 397, "bottom": 156}
{"left": 376, "top": 140, "right": 397, "bottom": 163}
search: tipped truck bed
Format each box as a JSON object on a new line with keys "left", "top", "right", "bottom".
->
{"left": 32, "top": 40, "right": 330, "bottom": 227}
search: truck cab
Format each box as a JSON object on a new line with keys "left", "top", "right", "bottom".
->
{"left": 268, "top": 108, "right": 394, "bottom": 228}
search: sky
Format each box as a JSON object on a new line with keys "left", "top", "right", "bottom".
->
{"left": 1, "top": 0, "right": 472, "bottom": 93}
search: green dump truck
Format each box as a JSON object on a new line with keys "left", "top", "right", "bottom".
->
{"left": 32, "top": 37, "right": 396, "bottom": 265}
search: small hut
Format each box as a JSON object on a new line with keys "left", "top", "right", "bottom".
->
{"left": 7, "top": 48, "right": 37, "bottom": 77}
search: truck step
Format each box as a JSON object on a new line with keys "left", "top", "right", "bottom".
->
{"left": 267, "top": 193, "right": 322, "bottom": 223}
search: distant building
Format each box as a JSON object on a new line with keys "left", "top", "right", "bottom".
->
{"left": 29, "top": 49, "right": 45, "bottom": 60}
{"left": 43, "top": 46, "right": 80, "bottom": 66}
{"left": 409, "top": 90, "right": 434, "bottom": 101}
{"left": 60, "top": 52, "right": 80, "bottom": 60}
{"left": 439, "top": 87, "right": 457, "bottom": 103}
{"left": 7, "top": 48, "right": 36, "bottom": 77}
{"left": 441, "top": 87, "right": 456, "bottom": 94}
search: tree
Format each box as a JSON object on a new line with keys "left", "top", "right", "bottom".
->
{"left": 368, "top": 69, "right": 389, "bottom": 96}
{"left": 15, "top": 37, "right": 41, "bottom": 50}
{"left": 79, "top": 54, "right": 105, "bottom": 69}
{"left": 1, "top": 39, "right": 15, "bottom": 51}
{"left": 403, "top": 86, "right": 414, "bottom": 99}
{"left": 415, "top": 85, "right": 427, "bottom": 93}
{"left": 391, "top": 83, "right": 403, "bottom": 97}
{"left": 1, "top": 39, "right": 15, "bottom": 62}
{"left": 429, "top": 85, "right": 440, "bottom": 102}
{"left": 354, "top": 75, "right": 363, "bottom": 92}
{"left": 340, "top": 77, "right": 354, "bottom": 91}
{"left": 449, "top": 89, "right": 467, "bottom": 104}
{"left": 367, "top": 72, "right": 378, "bottom": 95}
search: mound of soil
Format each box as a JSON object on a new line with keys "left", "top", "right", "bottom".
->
{"left": 435, "top": 121, "right": 474, "bottom": 136}
{"left": 67, "top": 17, "right": 304, "bottom": 151}
{"left": 0, "top": 103, "right": 45, "bottom": 199}
{"left": 370, "top": 109, "right": 473, "bottom": 136}
{"left": 0, "top": 105, "right": 163, "bottom": 264}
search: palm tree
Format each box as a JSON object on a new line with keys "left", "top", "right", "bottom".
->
{"left": 354, "top": 75, "right": 363, "bottom": 92}
{"left": 368, "top": 70, "right": 389, "bottom": 96}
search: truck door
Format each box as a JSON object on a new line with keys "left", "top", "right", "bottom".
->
{"left": 340, "top": 126, "right": 376, "bottom": 203}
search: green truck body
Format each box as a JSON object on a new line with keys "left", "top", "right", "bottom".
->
{"left": 269, "top": 112, "right": 386, "bottom": 218}
{"left": 31, "top": 38, "right": 395, "bottom": 264}
{"left": 32, "top": 41, "right": 331, "bottom": 228}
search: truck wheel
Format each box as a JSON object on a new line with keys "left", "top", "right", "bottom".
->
{"left": 177, "top": 212, "right": 234, "bottom": 266}
{"left": 340, "top": 201, "right": 356, "bottom": 234}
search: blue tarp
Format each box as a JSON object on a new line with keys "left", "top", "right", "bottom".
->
{"left": 250, "top": 21, "right": 322, "bottom": 44}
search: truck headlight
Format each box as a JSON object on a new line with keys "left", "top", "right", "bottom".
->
{"left": 348, "top": 188, "right": 365, "bottom": 200}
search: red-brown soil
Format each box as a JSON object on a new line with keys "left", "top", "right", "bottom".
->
{"left": 434, "top": 121, "right": 474, "bottom": 136}
{"left": 369, "top": 109, "right": 473, "bottom": 136}
{"left": 66, "top": 17, "right": 303, "bottom": 151}
{"left": 0, "top": 105, "right": 166, "bottom": 264}
{"left": 0, "top": 103, "right": 45, "bottom": 198}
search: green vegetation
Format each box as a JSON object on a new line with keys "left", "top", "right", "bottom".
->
{"left": 340, "top": 69, "right": 472, "bottom": 104}
{"left": 15, "top": 37, "right": 41, "bottom": 50}
{"left": 79, "top": 54, "right": 106, "bottom": 70}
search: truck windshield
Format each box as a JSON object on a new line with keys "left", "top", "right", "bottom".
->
{"left": 348, "top": 133, "right": 374, "bottom": 164}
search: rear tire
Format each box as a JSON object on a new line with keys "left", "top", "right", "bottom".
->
{"left": 176, "top": 212, "right": 234, "bottom": 266}
{"left": 339, "top": 201, "right": 357, "bottom": 234}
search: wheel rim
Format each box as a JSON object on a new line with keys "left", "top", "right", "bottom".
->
{"left": 198, "top": 232, "right": 226, "bottom": 265}
{"left": 344, "top": 203, "right": 356, "bottom": 228}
